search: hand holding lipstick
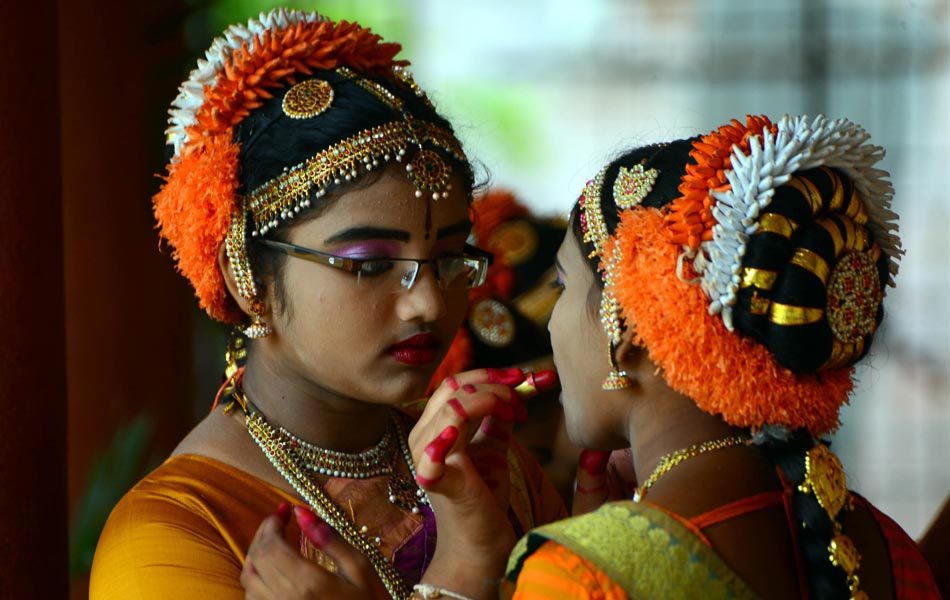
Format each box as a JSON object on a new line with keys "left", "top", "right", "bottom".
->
{"left": 405, "top": 367, "right": 559, "bottom": 597}
{"left": 410, "top": 368, "right": 559, "bottom": 494}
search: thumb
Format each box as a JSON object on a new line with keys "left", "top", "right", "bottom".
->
{"left": 572, "top": 450, "right": 610, "bottom": 516}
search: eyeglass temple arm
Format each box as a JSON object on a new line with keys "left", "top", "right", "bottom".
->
{"left": 259, "top": 240, "right": 358, "bottom": 271}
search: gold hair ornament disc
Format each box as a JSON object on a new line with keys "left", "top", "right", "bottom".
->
{"left": 613, "top": 162, "right": 659, "bottom": 209}
{"left": 282, "top": 79, "right": 335, "bottom": 119}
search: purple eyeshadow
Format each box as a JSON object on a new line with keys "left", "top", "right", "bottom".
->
{"left": 333, "top": 241, "right": 400, "bottom": 259}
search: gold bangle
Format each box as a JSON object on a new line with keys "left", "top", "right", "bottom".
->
{"left": 412, "top": 584, "right": 475, "bottom": 600}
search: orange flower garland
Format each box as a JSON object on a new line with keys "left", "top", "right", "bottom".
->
{"left": 609, "top": 208, "right": 854, "bottom": 436}
{"left": 186, "top": 20, "right": 405, "bottom": 147}
{"left": 665, "top": 115, "right": 776, "bottom": 250}
{"left": 154, "top": 16, "right": 409, "bottom": 323}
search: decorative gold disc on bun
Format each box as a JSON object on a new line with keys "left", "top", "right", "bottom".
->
{"left": 470, "top": 298, "right": 516, "bottom": 347}
{"left": 282, "top": 79, "right": 334, "bottom": 119}
{"left": 826, "top": 250, "right": 882, "bottom": 344}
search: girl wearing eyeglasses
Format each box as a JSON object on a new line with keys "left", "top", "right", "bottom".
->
{"left": 89, "top": 10, "right": 566, "bottom": 600}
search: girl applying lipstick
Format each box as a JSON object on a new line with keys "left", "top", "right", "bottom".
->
{"left": 90, "top": 11, "right": 566, "bottom": 600}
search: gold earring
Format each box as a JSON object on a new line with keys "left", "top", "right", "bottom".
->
{"left": 602, "top": 342, "right": 632, "bottom": 390}
{"left": 243, "top": 299, "right": 272, "bottom": 339}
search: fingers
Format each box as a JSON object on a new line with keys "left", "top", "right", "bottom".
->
{"left": 469, "top": 420, "right": 513, "bottom": 509}
{"left": 242, "top": 509, "right": 303, "bottom": 598}
{"left": 415, "top": 425, "right": 460, "bottom": 487}
{"left": 411, "top": 374, "right": 521, "bottom": 454}
{"left": 572, "top": 449, "right": 610, "bottom": 516}
{"left": 294, "top": 507, "right": 389, "bottom": 596}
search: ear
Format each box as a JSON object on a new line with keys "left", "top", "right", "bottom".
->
{"left": 614, "top": 324, "right": 641, "bottom": 373}
{"left": 217, "top": 242, "right": 254, "bottom": 318}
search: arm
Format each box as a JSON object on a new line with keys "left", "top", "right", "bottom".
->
{"left": 90, "top": 490, "right": 245, "bottom": 600}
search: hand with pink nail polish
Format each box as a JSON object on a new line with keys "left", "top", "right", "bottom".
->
{"left": 240, "top": 504, "right": 390, "bottom": 599}
{"left": 406, "top": 367, "right": 532, "bottom": 590}
{"left": 571, "top": 449, "right": 639, "bottom": 516}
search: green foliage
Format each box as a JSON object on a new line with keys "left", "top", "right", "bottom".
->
{"left": 69, "top": 414, "right": 154, "bottom": 579}
{"left": 441, "top": 83, "right": 544, "bottom": 166}
{"left": 206, "top": 0, "right": 415, "bottom": 57}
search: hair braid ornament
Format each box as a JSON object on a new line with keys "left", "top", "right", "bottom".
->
{"left": 153, "top": 9, "right": 468, "bottom": 330}
{"left": 607, "top": 114, "right": 899, "bottom": 436}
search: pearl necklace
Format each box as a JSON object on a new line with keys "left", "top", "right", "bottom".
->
{"left": 633, "top": 435, "right": 750, "bottom": 502}
{"left": 281, "top": 419, "right": 395, "bottom": 479}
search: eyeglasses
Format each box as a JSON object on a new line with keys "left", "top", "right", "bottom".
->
{"left": 259, "top": 239, "right": 492, "bottom": 293}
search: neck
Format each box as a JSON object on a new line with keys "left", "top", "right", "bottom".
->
{"left": 239, "top": 349, "right": 394, "bottom": 454}
{"left": 625, "top": 388, "right": 745, "bottom": 494}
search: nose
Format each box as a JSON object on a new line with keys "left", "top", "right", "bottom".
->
{"left": 396, "top": 263, "right": 447, "bottom": 324}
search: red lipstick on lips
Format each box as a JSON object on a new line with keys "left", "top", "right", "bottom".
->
{"left": 387, "top": 333, "right": 440, "bottom": 365}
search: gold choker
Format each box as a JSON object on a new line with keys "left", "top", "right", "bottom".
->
{"left": 633, "top": 435, "right": 750, "bottom": 502}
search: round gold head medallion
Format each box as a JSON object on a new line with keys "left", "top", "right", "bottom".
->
{"left": 282, "top": 79, "right": 335, "bottom": 119}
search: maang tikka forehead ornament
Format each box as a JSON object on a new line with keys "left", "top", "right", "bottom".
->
{"left": 153, "top": 9, "right": 470, "bottom": 337}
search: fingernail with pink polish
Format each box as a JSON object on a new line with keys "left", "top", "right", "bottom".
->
{"left": 487, "top": 368, "right": 525, "bottom": 387}
{"left": 415, "top": 472, "right": 438, "bottom": 487}
{"left": 302, "top": 520, "right": 333, "bottom": 548}
{"left": 294, "top": 505, "right": 317, "bottom": 530}
{"left": 424, "top": 425, "right": 459, "bottom": 463}
{"left": 579, "top": 449, "right": 610, "bottom": 476}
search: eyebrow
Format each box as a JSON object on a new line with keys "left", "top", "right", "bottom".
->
{"left": 554, "top": 256, "right": 565, "bottom": 274}
{"left": 324, "top": 227, "right": 411, "bottom": 244}
{"left": 324, "top": 220, "right": 471, "bottom": 245}
{"left": 436, "top": 220, "right": 472, "bottom": 240}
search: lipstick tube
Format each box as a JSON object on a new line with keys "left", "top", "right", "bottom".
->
{"left": 513, "top": 370, "right": 559, "bottom": 397}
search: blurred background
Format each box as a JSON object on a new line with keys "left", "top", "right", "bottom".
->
{"left": 2, "top": 0, "right": 946, "bottom": 597}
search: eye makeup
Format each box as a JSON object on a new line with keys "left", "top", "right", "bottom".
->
{"left": 332, "top": 240, "right": 401, "bottom": 260}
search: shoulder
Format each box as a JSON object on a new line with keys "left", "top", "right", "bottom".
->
{"left": 508, "top": 502, "right": 761, "bottom": 600}
{"left": 89, "top": 455, "right": 286, "bottom": 600}
{"left": 508, "top": 540, "right": 628, "bottom": 600}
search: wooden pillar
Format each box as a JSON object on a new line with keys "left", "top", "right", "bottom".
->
{"left": 58, "top": 2, "right": 196, "bottom": 597}
{"left": 0, "top": 0, "right": 68, "bottom": 596}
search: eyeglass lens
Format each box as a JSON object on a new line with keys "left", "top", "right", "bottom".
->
{"left": 355, "top": 258, "right": 482, "bottom": 293}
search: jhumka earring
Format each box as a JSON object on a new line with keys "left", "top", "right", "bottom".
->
{"left": 225, "top": 211, "right": 272, "bottom": 339}
{"left": 244, "top": 299, "right": 272, "bottom": 339}
{"left": 602, "top": 341, "right": 633, "bottom": 390}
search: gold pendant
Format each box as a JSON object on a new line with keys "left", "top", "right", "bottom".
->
{"left": 387, "top": 473, "right": 424, "bottom": 513}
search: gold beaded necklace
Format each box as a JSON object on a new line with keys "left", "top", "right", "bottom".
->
{"left": 633, "top": 435, "right": 750, "bottom": 503}
{"left": 236, "top": 391, "right": 426, "bottom": 600}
